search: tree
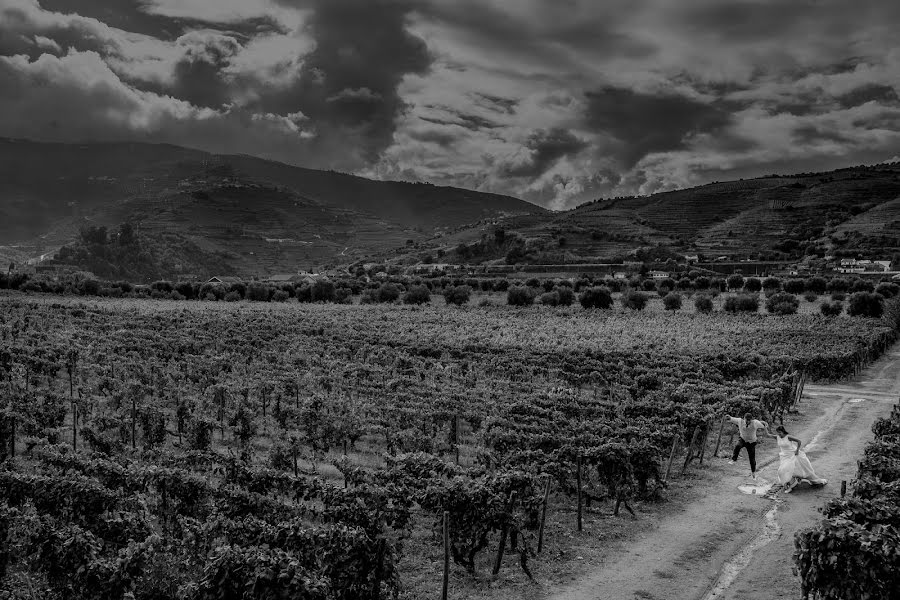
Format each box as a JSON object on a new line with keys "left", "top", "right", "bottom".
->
{"left": 820, "top": 301, "right": 843, "bottom": 317}
{"left": 403, "top": 285, "right": 431, "bottom": 305}
{"left": 579, "top": 286, "right": 613, "bottom": 309}
{"left": 806, "top": 277, "right": 827, "bottom": 294}
{"left": 443, "top": 285, "right": 471, "bottom": 306}
{"left": 621, "top": 290, "right": 649, "bottom": 310}
{"left": 744, "top": 277, "right": 762, "bottom": 292}
{"left": 765, "top": 292, "right": 799, "bottom": 315}
{"left": 507, "top": 286, "right": 536, "bottom": 306}
{"left": 555, "top": 286, "right": 575, "bottom": 306}
{"left": 118, "top": 222, "right": 137, "bottom": 245}
{"left": 726, "top": 274, "right": 744, "bottom": 291}
{"left": 784, "top": 279, "right": 805, "bottom": 294}
{"left": 694, "top": 294, "right": 714, "bottom": 313}
{"left": 311, "top": 279, "right": 336, "bottom": 302}
{"left": 663, "top": 292, "right": 683, "bottom": 311}
{"left": 723, "top": 294, "right": 759, "bottom": 313}
{"left": 538, "top": 291, "right": 560, "bottom": 306}
{"left": 847, "top": 292, "right": 884, "bottom": 318}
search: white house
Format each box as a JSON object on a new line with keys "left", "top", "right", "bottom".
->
{"left": 648, "top": 270, "right": 669, "bottom": 279}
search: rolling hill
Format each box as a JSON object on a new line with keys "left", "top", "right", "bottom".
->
{"left": 392, "top": 163, "right": 900, "bottom": 268}
{"left": 0, "top": 138, "right": 544, "bottom": 277}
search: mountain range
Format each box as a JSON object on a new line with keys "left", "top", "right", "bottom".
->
{"left": 2, "top": 138, "right": 899, "bottom": 280}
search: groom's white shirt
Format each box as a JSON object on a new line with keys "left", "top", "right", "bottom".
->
{"left": 729, "top": 417, "right": 767, "bottom": 442}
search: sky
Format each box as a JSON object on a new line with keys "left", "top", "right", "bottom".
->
{"left": 1, "top": 0, "right": 900, "bottom": 209}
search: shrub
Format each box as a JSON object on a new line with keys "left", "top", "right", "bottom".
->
{"left": 175, "top": 281, "right": 196, "bottom": 299}
{"left": 694, "top": 276, "right": 710, "bottom": 290}
{"left": 803, "top": 291, "right": 818, "bottom": 302}
{"left": 656, "top": 277, "right": 676, "bottom": 295}
{"left": 826, "top": 278, "right": 848, "bottom": 293}
{"left": 744, "top": 277, "right": 762, "bottom": 292}
{"left": 723, "top": 294, "right": 759, "bottom": 313}
{"left": 641, "top": 279, "right": 657, "bottom": 291}
{"left": 555, "top": 286, "right": 575, "bottom": 306}
{"left": 874, "top": 283, "right": 897, "bottom": 298}
{"left": 847, "top": 292, "right": 884, "bottom": 318}
{"left": 709, "top": 277, "right": 726, "bottom": 292}
{"left": 377, "top": 283, "right": 401, "bottom": 303}
{"left": 579, "top": 286, "right": 613, "bottom": 309}
{"left": 694, "top": 294, "right": 714, "bottom": 313}
{"left": 247, "top": 283, "right": 272, "bottom": 301}
{"left": 272, "top": 290, "right": 290, "bottom": 302}
{"left": 765, "top": 292, "right": 799, "bottom": 315}
{"left": 334, "top": 287, "right": 353, "bottom": 304}
{"left": 311, "top": 280, "right": 337, "bottom": 302}
{"left": 806, "top": 277, "right": 827, "bottom": 294}
{"left": 621, "top": 290, "right": 649, "bottom": 310}
{"left": 229, "top": 282, "right": 247, "bottom": 298}
{"left": 295, "top": 284, "right": 312, "bottom": 303}
{"left": 784, "top": 279, "right": 805, "bottom": 294}
{"left": 726, "top": 274, "right": 744, "bottom": 290}
{"left": 403, "top": 284, "right": 431, "bottom": 305}
{"left": 850, "top": 278, "right": 874, "bottom": 293}
{"left": 224, "top": 291, "right": 241, "bottom": 302}
{"left": 762, "top": 277, "right": 781, "bottom": 291}
{"left": 677, "top": 277, "right": 693, "bottom": 291}
{"left": 443, "top": 285, "right": 471, "bottom": 306}
{"left": 663, "top": 292, "right": 683, "bottom": 311}
{"left": 151, "top": 280, "right": 174, "bottom": 294}
{"left": 831, "top": 292, "right": 846, "bottom": 302}
{"left": 538, "top": 291, "right": 560, "bottom": 306}
{"left": 492, "top": 279, "right": 509, "bottom": 292}
{"left": 79, "top": 279, "right": 101, "bottom": 296}
{"left": 507, "top": 286, "right": 536, "bottom": 306}
{"left": 820, "top": 301, "right": 843, "bottom": 317}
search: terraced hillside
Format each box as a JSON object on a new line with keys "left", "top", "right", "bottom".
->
{"left": 470, "top": 164, "right": 900, "bottom": 264}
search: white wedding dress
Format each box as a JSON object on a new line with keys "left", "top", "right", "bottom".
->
{"left": 776, "top": 435, "right": 826, "bottom": 486}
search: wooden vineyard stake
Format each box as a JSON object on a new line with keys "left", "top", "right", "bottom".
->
{"left": 576, "top": 455, "right": 583, "bottom": 532}
{"left": 538, "top": 476, "right": 551, "bottom": 553}
{"left": 698, "top": 421, "right": 710, "bottom": 465}
{"left": 132, "top": 396, "right": 137, "bottom": 450}
{"left": 712, "top": 418, "right": 726, "bottom": 458}
{"left": 492, "top": 491, "right": 517, "bottom": 575}
{"left": 442, "top": 511, "right": 450, "bottom": 600}
{"left": 72, "top": 401, "right": 78, "bottom": 451}
{"left": 664, "top": 433, "right": 679, "bottom": 483}
{"left": 841, "top": 480, "right": 847, "bottom": 497}
{"left": 681, "top": 426, "right": 701, "bottom": 474}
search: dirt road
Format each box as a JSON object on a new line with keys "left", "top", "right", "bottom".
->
{"left": 546, "top": 345, "right": 900, "bottom": 600}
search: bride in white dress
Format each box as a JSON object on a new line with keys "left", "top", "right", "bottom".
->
{"left": 766, "top": 425, "right": 827, "bottom": 492}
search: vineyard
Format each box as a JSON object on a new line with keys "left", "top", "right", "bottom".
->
{"left": 794, "top": 402, "right": 900, "bottom": 599}
{"left": 0, "top": 293, "right": 898, "bottom": 599}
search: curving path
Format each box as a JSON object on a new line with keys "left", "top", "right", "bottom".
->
{"left": 546, "top": 345, "right": 900, "bottom": 600}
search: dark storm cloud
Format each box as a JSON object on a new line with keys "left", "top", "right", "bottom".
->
{"left": 37, "top": 0, "right": 285, "bottom": 40}
{"left": 3, "top": 0, "right": 900, "bottom": 208}
{"left": 473, "top": 93, "right": 518, "bottom": 115}
{"left": 502, "top": 128, "right": 588, "bottom": 178}
{"left": 169, "top": 33, "right": 242, "bottom": 109}
{"left": 585, "top": 86, "right": 733, "bottom": 167}
{"left": 419, "top": 113, "right": 502, "bottom": 131}
{"left": 249, "top": 0, "right": 432, "bottom": 165}
{"left": 836, "top": 84, "right": 900, "bottom": 109}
